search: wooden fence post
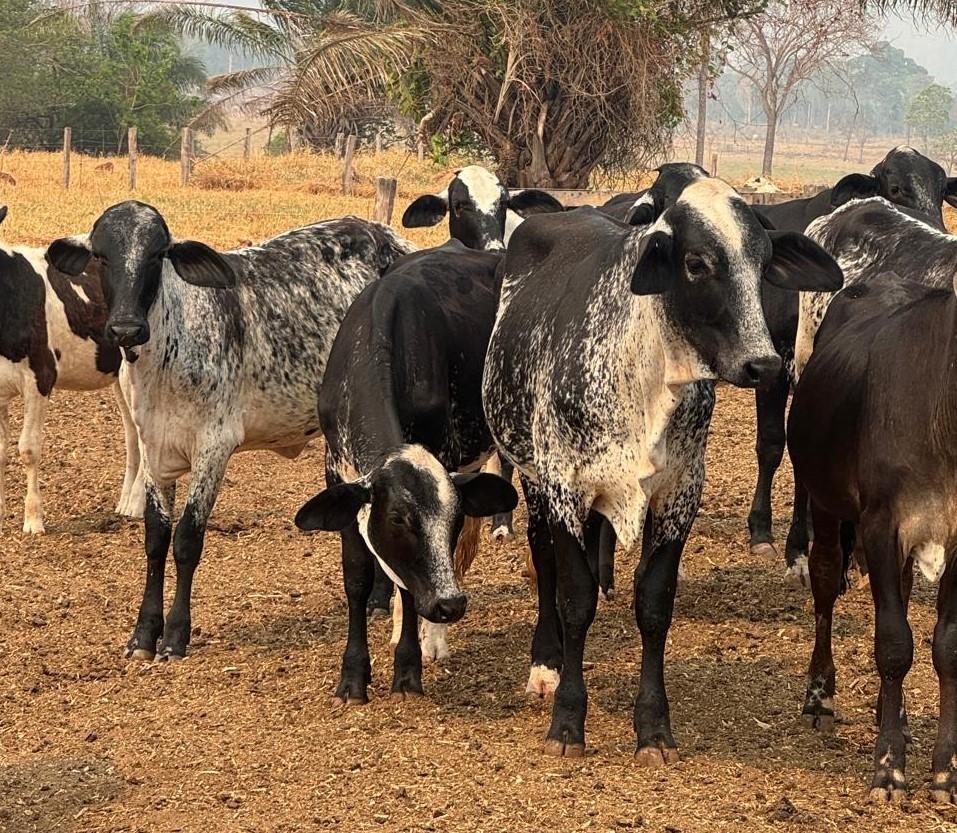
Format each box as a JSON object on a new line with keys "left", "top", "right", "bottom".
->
{"left": 128, "top": 126, "right": 137, "bottom": 190}
{"left": 62, "top": 127, "right": 71, "bottom": 189}
{"left": 373, "top": 176, "right": 397, "bottom": 224}
{"left": 244, "top": 127, "right": 252, "bottom": 161}
{"left": 710, "top": 152, "right": 719, "bottom": 177}
{"left": 341, "top": 134, "right": 357, "bottom": 195}
{"left": 375, "top": 132, "right": 382, "bottom": 154}
{"left": 180, "top": 127, "right": 191, "bottom": 186}
{"left": 417, "top": 139, "right": 425, "bottom": 163}
{"left": 334, "top": 132, "right": 345, "bottom": 158}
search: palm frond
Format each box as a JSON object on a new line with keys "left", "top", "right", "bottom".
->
{"left": 866, "top": 0, "right": 957, "bottom": 24}
{"left": 207, "top": 65, "right": 283, "bottom": 95}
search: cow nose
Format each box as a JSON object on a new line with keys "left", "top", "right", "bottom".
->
{"left": 744, "top": 354, "right": 782, "bottom": 388}
{"left": 427, "top": 594, "right": 467, "bottom": 624}
{"left": 106, "top": 321, "right": 149, "bottom": 347}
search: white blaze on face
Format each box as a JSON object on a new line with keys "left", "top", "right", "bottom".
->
{"left": 455, "top": 165, "right": 506, "bottom": 218}
{"left": 677, "top": 178, "right": 747, "bottom": 259}
{"left": 356, "top": 504, "right": 409, "bottom": 591}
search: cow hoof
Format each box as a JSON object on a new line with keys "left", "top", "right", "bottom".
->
{"left": 390, "top": 689, "right": 424, "bottom": 701}
{"left": 600, "top": 587, "right": 615, "bottom": 603}
{"left": 784, "top": 557, "right": 810, "bottom": 589}
{"left": 634, "top": 745, "right": 680, "bottom": 767}
{"left": 491, "top": 525, "right": 513, "bottom": 541}
{"left": 156, "top": 649, "right": 185, "bottom": 662}
{"left": 332, "top": 694, "right": 369, "bottom": 706}
{"left": 868, "top": 785, "right": 906, "bottom": 804}
{"left": 750, "top": 542, "right": 779, "bottom": 560}
{"left": 126, "top": 646, "right": 156, "bottom": 661}
{"left": 543, "top": 738, "right": 585, "bottom": 758}
{"left": 22, "top": 519, "right": 45, "bottom": 535}
{"left": 801, "top": 711, "right": 835, "bottom": 732}
{"left": 525, "top": 665, "right": 560, "bottom": 698}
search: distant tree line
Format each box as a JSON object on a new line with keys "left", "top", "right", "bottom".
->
{"left": 0, "top": 0, "right": 220, "bottom": 156}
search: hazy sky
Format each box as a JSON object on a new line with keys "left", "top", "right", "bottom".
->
{"left": 883, "top": 13, "right": 957, "bottom": 86}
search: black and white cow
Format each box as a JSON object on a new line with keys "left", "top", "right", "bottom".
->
{"left": 788, "top": 271, "right": 957, "bottom": 803}
{"left": 295, "top": 240, "right": 517, "bottom": 699}
{"left": 47, "top": 201, "right": 412, "bottom": 660}
{"left": 482, "top": 165, "right": 842, "bottom": 759}
{"left": 796, "top": 197, "right": 957, "bottom": 377}
{"left": 741, "top": 147, "right": 957, "bottom": 586}
{"left": 0, "top": 206, "right": 142, "bottom": 534}
{"left": 402, "top": 165, "right": 564, "bottom": 252}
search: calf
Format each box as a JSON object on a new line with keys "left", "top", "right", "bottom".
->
{"left": 295, "top": 240, "right": 517, "bottom": 699}
{"left": 483, "top": 164, "right": 842, "bottom": 759}
{"left": 0, "top": 206, "right": 142, "bottom": 533}
{"left": 788, "top": 273, "right": 957, "bottom": 803}
{"left": 743, "top": 147, "right": 957, "bottom": 585}
{"left": 47, "top": 202, "right": 412, "bottom": 660}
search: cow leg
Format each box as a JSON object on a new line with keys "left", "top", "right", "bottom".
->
{"left": 335, "top": 521, "right": 375, "bottom": 704}
{"left": 598, "top": 520, "right": 616, "bottom": 601}
{"left": 366, "top": 558, "right": 393, "bottom": 619}
{"left": 391, "top": 587, "right": 424, "bottom": 698}
{"left": 0, "top": 399, "right": 9, "bottom": 532}
{"left": 633, "top": 509, "right": 684, "bottom": 766}
{"left": 126, "top": 480, "right": 176, "bottom": 660}
{"left": 748, "top": 374, "right": 788, "bottom": 560}
{"left": 19, "top": 388, "right": 47, "bottom": 534}
{"left": 876, "top": 563, "right": 913, "bottom": 742}
{"left": 784, "top": 479, "right": 812, "bottom": 587}
{"left": 158, "top": 446, "right": 232, "bottom": 659}
{"left": 801, "top": 503, "right": 843, "bottom": 730}
{"left": 863, "top": 517, "right": 912, "bottom": 803}
{"left": 113, "top": 380, "right": 145, "bottom": 518}
{"left": 523, "top": 476, "right": 562, "bottom": 698}
{"left": 489, "top": 456, "right": 515, "bottom": 540}
{"left": 932, "top": 556, "right": 957, "bottom": 803}
{"left": 543, "top": 514, "right": 600, "bottom": 757}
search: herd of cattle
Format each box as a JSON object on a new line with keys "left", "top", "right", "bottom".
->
{"left": 4, "top": 145, "right": 957, "bottom": 803}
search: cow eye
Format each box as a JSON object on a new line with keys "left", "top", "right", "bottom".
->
{"left": 685, "top": 254, "right": 708, "bottom": 278}
{"left": 389, "top": 511, "right": 410, "bottom": 528}
{"left": 452, "top": 201, "right": 468, "bottom": 218}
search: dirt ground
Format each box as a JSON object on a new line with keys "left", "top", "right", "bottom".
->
{"left": 0, "top": 385, "right": 954, "bottom": 833}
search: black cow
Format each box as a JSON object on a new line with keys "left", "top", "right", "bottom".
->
{"left": 788, "top": 272, "right": 957, "bottom": 804}
{"left": 295, "top": 240, "right": 517, "bottom": 699}
{"left": 747, "top": 146, "right": 957, "bottom": 586}
{"left": 482, "top": 164, "right": 842, "bottom": 759}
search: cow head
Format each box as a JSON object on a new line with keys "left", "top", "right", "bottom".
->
{"left": 46, "top": 200, "right": 235, "bottom": 349}
{"left": 295, "top": 445, "right": 517, "bottom": 623}
{"left": 831, "top": 146, "right": 957, "bottom": 229}
{"left": 402, "top": 165, "right": 563, "bottom": 251}
{"left": 630, "top": 166, "right": 843, "bottom": 388}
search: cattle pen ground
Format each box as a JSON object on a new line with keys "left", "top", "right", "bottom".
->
{"left": 2, "top": 151, "right": 957, "bottom": 833}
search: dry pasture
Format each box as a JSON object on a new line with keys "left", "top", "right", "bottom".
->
{"left": 1, "top": 153, "right": 956, "bottom": 833}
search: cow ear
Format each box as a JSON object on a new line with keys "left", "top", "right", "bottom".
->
{"left": 507, "top": 189, "right": 564, "bottom": 216}
{"left": 765, "top": 231, "right": 843, "bottom": 292}
{"left": 0, "top": 205, "right": 7, "bottom": 226}
{"left": 47, "top": 236, "right": 92, "bottom": 276}
{"left": 830, "top": 173, "right": 879, "bottom": 207}
{"left": 945, "top": 177, "right": 957, "bottom": 209}
{"left": 630, "top": 230, "right": 674, "bottom": 295}
{"left": 450, "top": 472, "right": 518, "bottom": 518}
{"left": 168, "top": 240, "right": 236, "bottom": 288}
{"left": 624, "top": 199, "right": 656, "bottom": 227}
{"left": 402, "top": 194, "right": 449, "bottom": 228}
{"left": 295, "top": 482, "right": 371, "bottom": 531}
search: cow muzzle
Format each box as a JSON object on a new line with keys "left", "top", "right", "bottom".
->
{"left": 106, "top": 318, "right": 150, "bottom": 348}
{"left": 420, "top": 593, "right": 467, "bottom": 624}
{"left": 737, "top": 353, "right": 782, "bottom": 389}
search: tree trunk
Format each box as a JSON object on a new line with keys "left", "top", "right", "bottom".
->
{"left": 695, "top": 35, "right": 709, "bottom": 167}
{"left": 762, "top": 108, "right": 777, "bottom": 177}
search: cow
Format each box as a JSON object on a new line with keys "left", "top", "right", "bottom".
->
{"left": 402, "top": 165, "right": 564, "bottom": 252}
{"left": 46, "top": 201, "right": 413, "bottom": 660}
{"left": 482, "top": 164, "right": 842, "bottom": 760}
{"left": 0, "top": 205, "right": 142, "bottom": 534}
{"left": 741, "top": 147, "right": 957, "bottom": 586}
{"left": 796, "top": 197, "right": 957, "bottom": 377}
{"left": 294, "top": 240, "right": 518, "bottom": 699}
{"left": 787, "top": 272, "right": 957, "bottom": 803}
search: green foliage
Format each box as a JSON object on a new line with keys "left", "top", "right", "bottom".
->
{"left": 0, "top": 0, "right": 216, "bottom": 156}
{"left": 848, "top": 43, "right": 933, "bottom": 134}
{"left": 906, "top": 83, "right": 954, "bottom": 139}
{"left": 265, "top": 130, "right": 290, "bottom": 155}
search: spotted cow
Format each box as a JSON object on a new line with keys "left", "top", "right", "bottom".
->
{"left": 295, "top": 240, "right": 517, "bottom": 699}
{"left": 0, "top": 206, "right": 142, "bottom": 534}
{"left": 482, "top": 165, "right": 842, "bottom": 759}
{"left": 47, "top": 202, "right": 413, "bottom": 660}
